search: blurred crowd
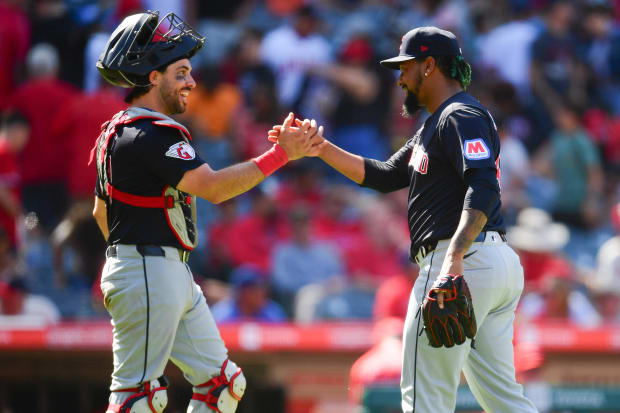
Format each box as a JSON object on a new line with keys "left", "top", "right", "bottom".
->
{"left": 1, "top": 0, "right": 620, "bottom": 338}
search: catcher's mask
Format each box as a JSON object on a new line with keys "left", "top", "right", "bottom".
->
{"left": 96, "top": 11, "right": 204, "bottom": 88}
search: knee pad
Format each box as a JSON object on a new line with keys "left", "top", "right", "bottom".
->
{"left": 192, "top": 359, "right": 246, "bottom": 413}
{"left": 107, "top": 376, "right": 169, "bottom": 413}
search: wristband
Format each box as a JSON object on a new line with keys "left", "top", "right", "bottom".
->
{"left": 252, "top": 144, "right": 289, "bottom": 177}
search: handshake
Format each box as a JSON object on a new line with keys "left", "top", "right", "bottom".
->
{"left": 267, "top": 112, "right": 328, "bottom": 160}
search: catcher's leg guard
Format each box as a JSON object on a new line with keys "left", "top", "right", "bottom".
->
{"left": 106, "top": 376, "right": 169, "bottom": 413}
{"left": 192, "top": 359, "right": 246, "bottom": 413}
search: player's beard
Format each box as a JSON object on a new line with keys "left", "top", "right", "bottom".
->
{"left": 159, "top": 78, "right": 187, "bottom": 115}
{"left": 402, "top": 71, "right": 423, "bottom": 118}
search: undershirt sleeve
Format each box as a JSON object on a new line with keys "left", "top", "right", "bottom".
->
{"left": 361, "top": 143, "right": 412, "bottom": 193}
{"left": 463, "top": 167, "right": 500, "bottom": 218}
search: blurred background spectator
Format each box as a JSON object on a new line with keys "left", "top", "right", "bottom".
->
{"left": 348, "top": 317, "right": 404, "bottom": 405}
{"left": 211, "top": 265, "right": 287, "bottom": 323}
{"left": 309, "top": 34, "right": 394, "bottom": 161}
{"left": 260, "top": 5, "right": 331, "bottom": 119}
{"left": 0, "top": 277, "right": 60, "bottom": 327}
{"left": 272, "top": 203, "right": 345, "bottom": 314}
{"left": 529, "top": 0, "right": 588, "bottom": 150}
{"left": 0, "top": 0, "right": 619, "bottom": 330}
{"left": 0, "top": 111, "right": 29, "bottom": 250}
{"left": 587, "top": 203, "right": 620, "bottom": 323}
{"left": 0, "top": 228, "right": 17, "bottom": 281}
{"left": 10, "top": 43, "right": 77, "bottom": 233}
{"left": 0, "top": 0, "right": 30, "bottom": 110}
{"left": 48, "top": 81, "right": 126, "bottom": 202}
{"left": 507, "top": 208, "right": 572, "bottom": 291}
{"left": 373, "top": 258, "right": 418, "bottom": 321}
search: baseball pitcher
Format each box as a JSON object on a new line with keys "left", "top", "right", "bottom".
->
{"left": 270, "top": 27, "right": 538, "bottom": 413}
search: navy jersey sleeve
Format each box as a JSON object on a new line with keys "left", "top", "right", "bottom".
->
{"left": 134, "top": 124, "right": 205, "bottom": 188}
{"left": 438, "top": 107, "right": 498, "bottom": 178}
{"left": 361, "top": 142, "right": 412, "bottom": 193}
{"left": 439, "top": 107, "right": 500, "bottom": 217}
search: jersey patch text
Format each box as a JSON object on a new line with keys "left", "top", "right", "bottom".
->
{"left": 463, "top": 139, "right": 490, "bottom": 160}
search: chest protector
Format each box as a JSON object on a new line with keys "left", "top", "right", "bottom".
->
{"left": 89, "top": 107, "right": 198, "bottom": 250}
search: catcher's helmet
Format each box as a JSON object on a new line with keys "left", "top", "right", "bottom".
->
{"left": 96, "top": 11, "right": 205, "bottom": 88}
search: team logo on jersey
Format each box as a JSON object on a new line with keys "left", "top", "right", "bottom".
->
{"left": 409, "top": 145, "right": 429, "bottom": 174}
{"left": 166, "top": 141, "right": 196, "bottom": 160}
{"left": 463, "top": 139, "right": 490, "bottom": 160}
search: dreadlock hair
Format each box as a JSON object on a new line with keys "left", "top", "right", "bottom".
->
{"left": 434, "top": 55, "right": 472, "bottom": 90}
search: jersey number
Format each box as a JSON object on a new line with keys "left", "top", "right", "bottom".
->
{"left": 410, "top": 148, "right": 429, "bottom": 175}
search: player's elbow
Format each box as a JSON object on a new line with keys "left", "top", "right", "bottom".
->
{"left": 192, "top": 185, "right": 229, "bottom": 204}
{"left": 203, "top": 191, "right": 226, "bottom": 204}
{"left": 178, "top": 164, "right": 224, "bottom": 204}
{"left": 92, "top": 197, "right": 105, "bottom": 220}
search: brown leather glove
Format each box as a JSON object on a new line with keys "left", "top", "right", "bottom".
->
{"left": 422, "top": 274, "right": 477, "bottom": 348}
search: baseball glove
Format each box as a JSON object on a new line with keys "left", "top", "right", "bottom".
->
{"left": 422, "top": 274, "right": 477, "bottom": 348}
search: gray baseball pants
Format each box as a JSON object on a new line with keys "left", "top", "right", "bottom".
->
{"left": 401, "top": 232, "right": 538, "bottom": 413}
{"left": 100, "top": 244, "right": 227, "bottom": 412}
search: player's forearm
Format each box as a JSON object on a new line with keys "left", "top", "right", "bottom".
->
{"left": 445, "top": 209, "right": 487, "bottom": 260}
{"left": 180, "top": 161, "right": 266, "bottom": 204}
{"left": 211, "top": 161, "right": 267, "bottom": 203}
{"left": 317, "top": 65, "right": 378, "bottom": 103}
{"left": 318, "top": 141, "right": 366, "bottom": 184}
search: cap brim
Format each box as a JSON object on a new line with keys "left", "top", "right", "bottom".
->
{"left": 380, "top": 55, "right": 416, "bottom": 69}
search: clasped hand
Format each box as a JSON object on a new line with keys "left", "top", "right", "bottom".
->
{"left": 269, "top": 112, "right": 327, "bottom": 160}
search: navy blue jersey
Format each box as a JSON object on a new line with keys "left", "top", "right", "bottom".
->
{"left": 362, "top": 92, "right": 504, "bottom": 258}
{"left": 95, "top": 118, "right": 204, "bottom": 248}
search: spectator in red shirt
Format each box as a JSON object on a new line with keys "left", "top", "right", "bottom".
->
{"left": 373, "top": 258, "right": 419, "bottom": 320}
{"left": 342, "top": 196, "right": 409, "bottom": 286}
{"left": 10, "top": 43, "right": 78, "bottom": 231}
{"left": 274, "top": 160, "right": 324, "bottom": 211}
{"left": 349, "top": 317, "right": 404, "bottom": 405}
{"left": 509, "top": 209, "right": 601, "bottom": 326}
{"left": 0, "top": 0, "right": 30, "bottom": 110}
{"left": 312, "top": 184, "right": 364, "bottom": 247}
{"left": 205, "top": 198, "right": 241, "bottom": 283}
{"left": 0, "top": 111, "right": 29, "bottom": 249}
{"left": 507, "top": 208, "right": 572, "bottom": 291}
{"left": 49, "top": 85, "right": 126, "bottom": 201}
{"left": 227, "top": 187, "right": 290, "bottom": 273}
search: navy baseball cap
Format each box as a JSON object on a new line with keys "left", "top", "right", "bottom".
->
{"left": 380, "top": 27, "right": 462, "bottom": 70}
